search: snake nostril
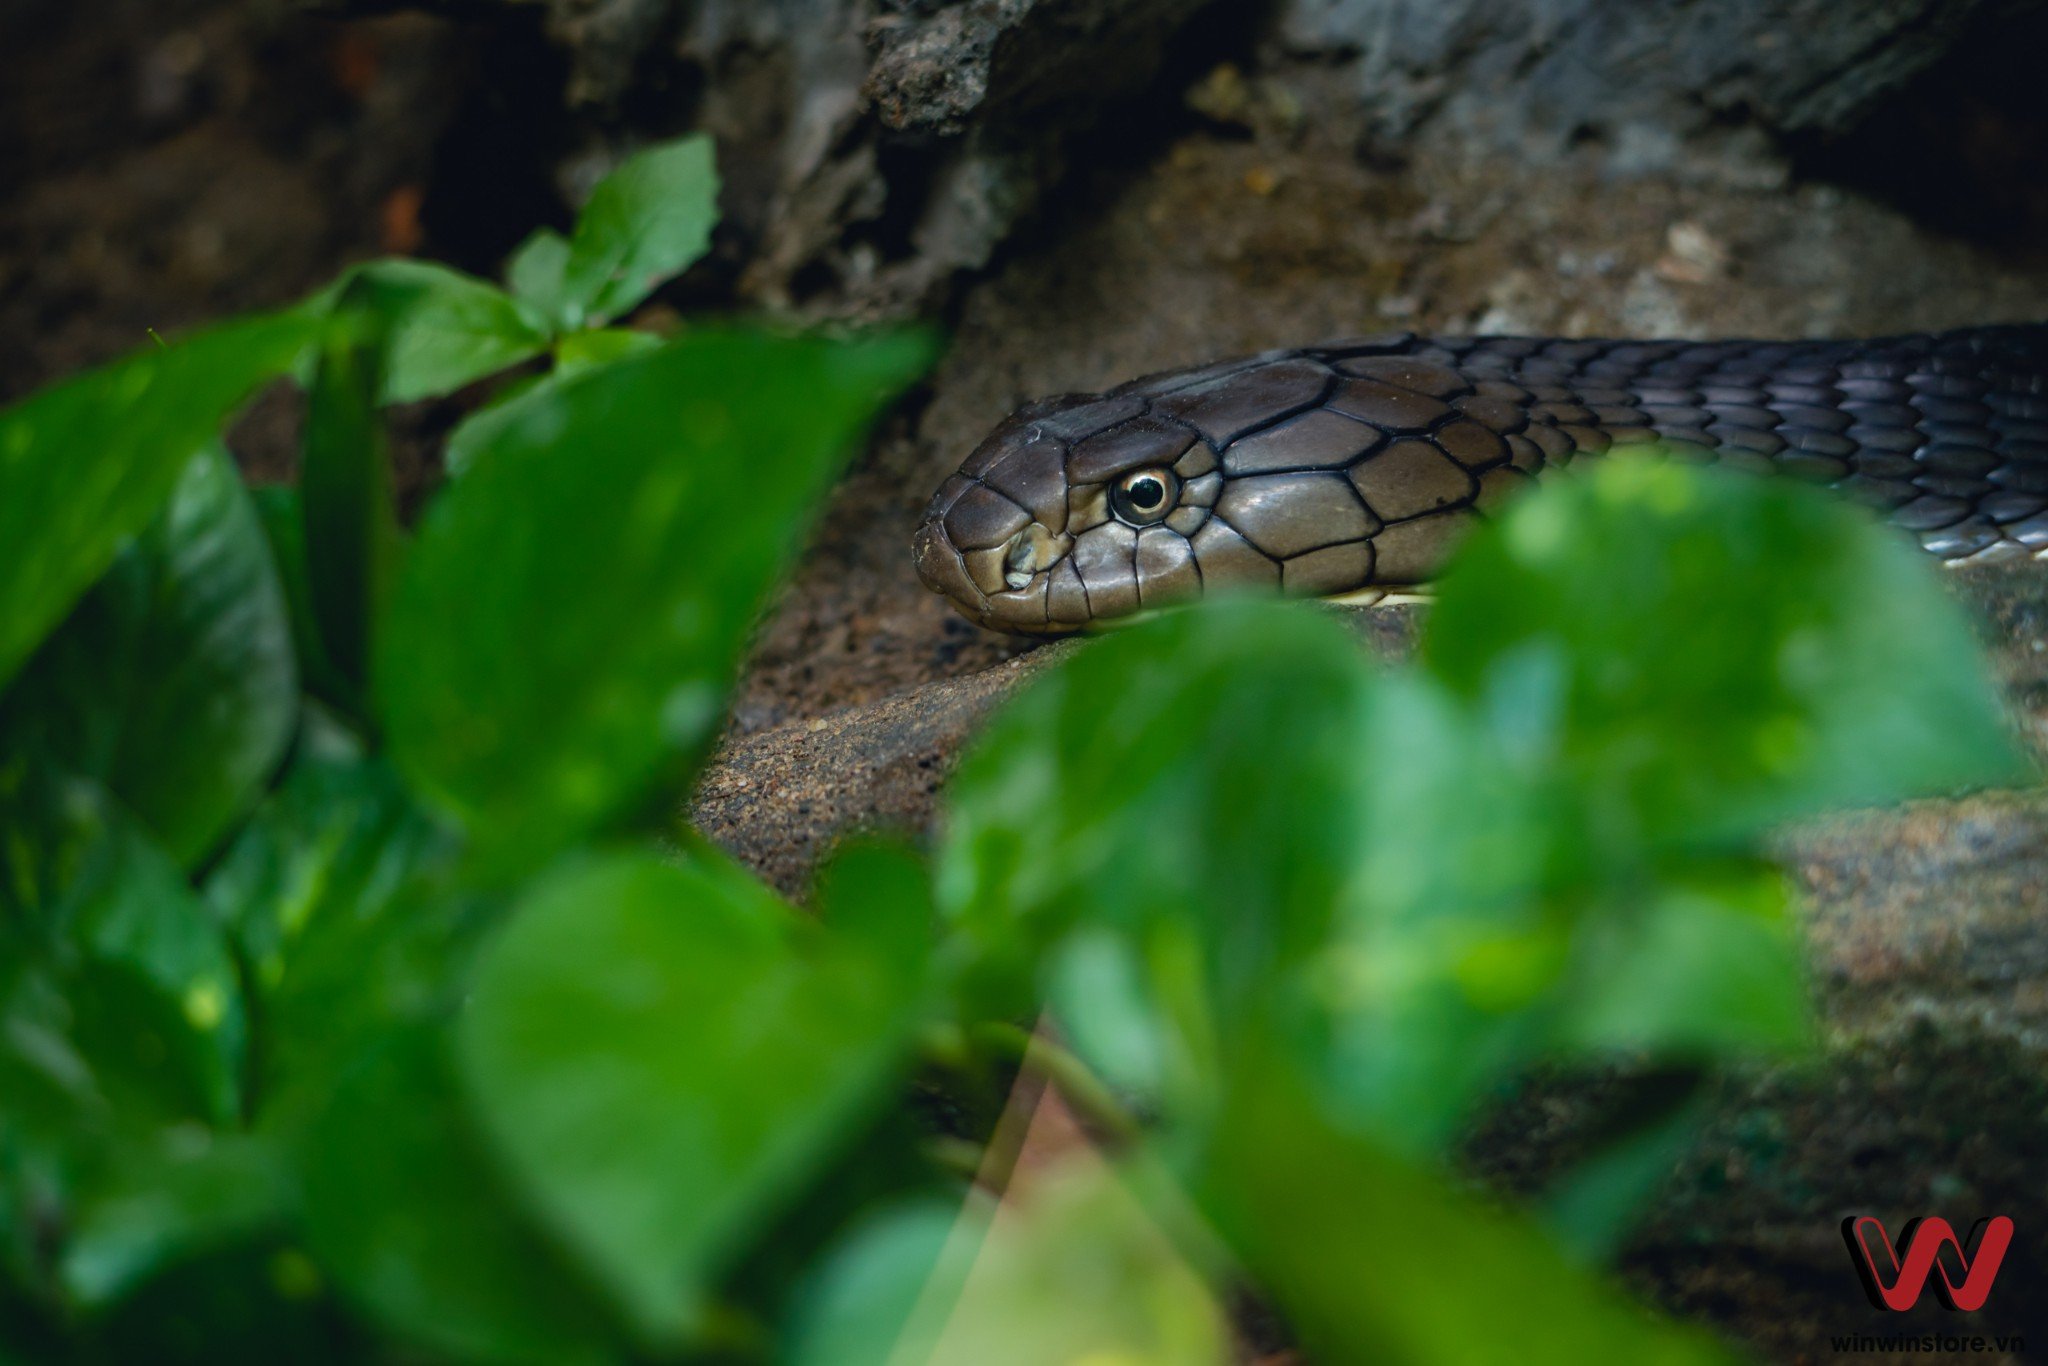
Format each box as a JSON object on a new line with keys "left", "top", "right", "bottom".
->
{"left": 1003, "top": 531, "right": 1034, "bottom": 589}
{"left": 995, "top": 522, "right": 1073, "bottom": 591}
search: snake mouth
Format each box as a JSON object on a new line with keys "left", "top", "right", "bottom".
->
{"left": 927, "top": 519, "right": 1073, "bottom": 603}
{"left": 913, "top": 510, "right": 1077, "bottom": 631}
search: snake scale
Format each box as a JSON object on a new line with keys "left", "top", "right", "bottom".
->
{"left": 912, "top": 325, "right": 2048, "bottom": 633}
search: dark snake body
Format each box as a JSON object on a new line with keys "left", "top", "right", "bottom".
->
{"left": 912, "top": 325, "right": 2048, "bottom": 633}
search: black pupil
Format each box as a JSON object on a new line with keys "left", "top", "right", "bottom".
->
{"left": 1128, "top": 476, "right": 1164, "bottom": 510}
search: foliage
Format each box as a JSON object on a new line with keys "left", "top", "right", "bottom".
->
{"left": 0, "top": 124, "right": 2030, "bottom": 1364}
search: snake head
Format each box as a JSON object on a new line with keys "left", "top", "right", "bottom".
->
{"left": 915, "top": 341, "right": 1505, "bottom": 633}
{"left": 913, "top": 391, "right": 1226, "bottom": 632}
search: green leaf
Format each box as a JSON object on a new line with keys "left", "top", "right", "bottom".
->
{"left": 780, "top": 1201, "right": 964, "bottom": 1366}
{"left": 0, "top": 770, "right": 246, "bottom": 1126}
{"left": 456, "top": 851, "right": 926, "bottom": 1342}
{"left": 300, "top": 1025, "right": 621, "bottom": 1363}
{"left": 250, "top": 487, "right": 353, "bottom": 713}
{"left": 1538, "top": 1074, "right": 1710, "bottom": 1266}
{"left": 1301, "top": 668, "right": 1561, "bottom": 1154}
{"left": 0, "top": 309, "right": 315, "bottom": 691}
{"left": 312, "top": 259, "right": 552, "bottom": 404}
{"left": 442, "top": 327, "right": 664, "bottom": 480}
{"left": 1200, "top": 1059, "right": 1739, "bottom": 1366}
{"left": 62, "top": 1134, "right": 290, "bottom": 1306}
{"left": 555, "top": 134, "right": 720, "bottom": 328}
{"left": 377, "top": 326, "right": 932, "bottom": 869}
{"left": 301, "top": 290, "right": 403, "bottom": 693}
{"left": 441, "top": 375, "right": 547, "bottom": 479}
{"left": 0, "top": 446, "right": 296, "bottom": 868}
{"left": 505, "top": 228, "right": 573, "bottom": 331}
{"left": 1423, "top": 459, "right": 2030, "bottom": 845}
{"left": 939, "top": 600, "right": 1373, "bottom": 1106}
{"left": 0, "top": 961, "right": 103, "bottom": 1148}
{"left": 813, "top": 838, "right": 938, "bottom": 992}
{"left": 1552, "top": 862, "right": 1810, "bottom": 1057}
{"left": 202, "top": 711, "right": 461, "bottom": 1128}
{"left": 555, "top": 325, "right": 664, "bottom": 376}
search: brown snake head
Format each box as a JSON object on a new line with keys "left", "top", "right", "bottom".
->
{"left": 915, "top": 327, "right": 2048, "bottom": 633}
{"left": 913, "top": 335, "right": 1526, "bottom": 632}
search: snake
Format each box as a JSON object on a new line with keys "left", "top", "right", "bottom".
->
{"left": 911, "top": 325, "right": 2048, "bottom": 633}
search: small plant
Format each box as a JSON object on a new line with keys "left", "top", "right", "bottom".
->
{"left": 0, "top": 127, "right": 2029, "bottom": 1363}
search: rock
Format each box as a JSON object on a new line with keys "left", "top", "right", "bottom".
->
{"left": 349, "top": 0, "right": 1214, "bottom": 316}
{"left": 691, "top": 637, "right": 1082, "bottom": 898}
{"left": 1276, "top": 0, "right": 2005, "bottom": 146}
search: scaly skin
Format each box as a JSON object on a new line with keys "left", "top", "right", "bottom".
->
{"left": 912, "top": 326, "right": 2048, "bottom": 633}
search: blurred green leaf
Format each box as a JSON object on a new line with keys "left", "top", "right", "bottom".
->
{"left": 553, "top": 134, "right": 720, "bottom": 329}
{"left": 1303, "top": 668, "right": 1559, "bottom": 1155}
{"left": 250, "top": 487, "right": 353, "bottom": 714}
{"left": 300, "top": 1026, "right": 621, "bottom": 1364}
{"left": 1538, "top": 1073, "right": 1710, "bottom": 1266}
{"left": 307, "top": 260, "right": 551, "bottom": 404}
{"left": 205, "top": 710, "right": 451, "bottom": 991}
{"left": 377, "top": 326, "right": 932, "bottom": 870}
{"left": 203, "top": 712, "right": 461, "bottom": 1128}
{"left": 440, "top": 374, "right": 547, "bottom": 479}
{"left": 940, "top": 601, "right": 1373, "bottom": 1112}
{"left": 505, "top": 229, "right": 573, "bottom": 330}
{"left": 0, "top": 770, "right": 245, "bottom": 1126}
{"left": 1047, "top": 928, "right": 1177, "bottom": 1105}
{"left": 301, "top": 288, "right": 403, "bottom": 694}
{"left": 1201, "top": 1059, "right": 1738, "bottom": 1366}
{"left": 556, "top": 326, "right": 665, "bottom": 375}
{"left": 456, "top": 851, "right": 926, "bottom": 1342}
{"left": 814, "top": 838, "right": 938, "bottom": 992}
{"left": 442, "top": 326, "right": 664, "bottom": 481}
{"left": 62, "top": 1134, "right": 289, "bottom": 1307}
{"left": 1424, "top": 459, "right": 2030, "bottom": 845}
{"left": 0, "top": 309, "right": 315, "bottom": 691}
{"left": 0, "top": 446, "right": 295, "bottom": 869}
{"left": 1552, "top": 862, "right": 1809, "bottom": 1058}
{"left": 780, "top": 1200, "right": 965, "bottom": 1366}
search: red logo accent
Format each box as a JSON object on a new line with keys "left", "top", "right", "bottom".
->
{"left": 1841, "top": 1216, "right": 2015, "bottom": 1312}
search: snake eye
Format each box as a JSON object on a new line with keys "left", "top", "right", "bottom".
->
{"left": 1110, "top": 468, "right": 1179, "bottom": 526}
